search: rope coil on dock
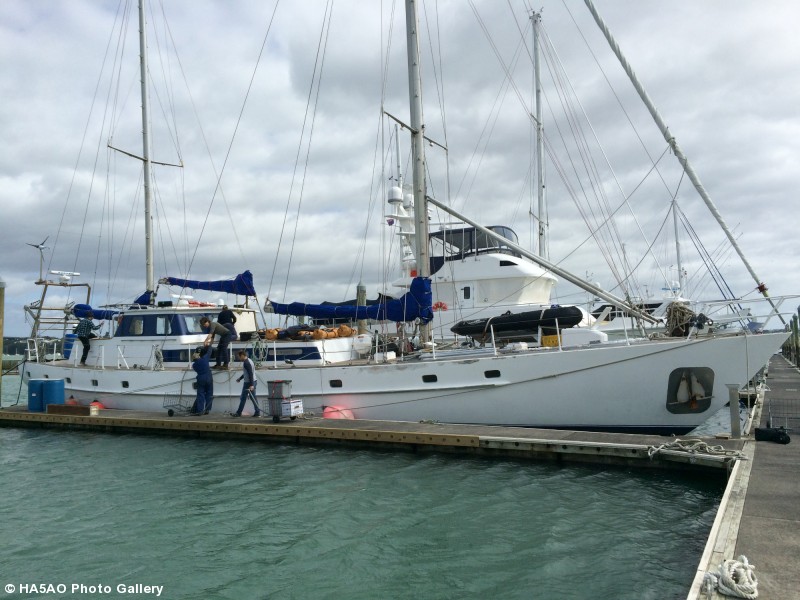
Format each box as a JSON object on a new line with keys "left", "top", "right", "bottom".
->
{"left": 702, "top": 555, "right": 758, "bottom": 599}
{"left": 647, "top": 439, "right": 746, "bottom": 461}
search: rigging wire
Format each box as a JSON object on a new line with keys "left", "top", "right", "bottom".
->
{"left": 267, "top": 0, "right": 333, "bottom": 303}
{"left": 183, "top": 0, "right": 283, "bottom": 288}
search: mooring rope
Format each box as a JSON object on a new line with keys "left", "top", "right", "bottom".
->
{"left": 647, "top": 439, "right": 746, "bottom": 461}
{"left": 702, "top": 555, "right": 758, "bottom": 599}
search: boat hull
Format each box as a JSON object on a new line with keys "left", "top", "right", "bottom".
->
{"left": 22, "top": 331, "right": 787, "bottom": 435}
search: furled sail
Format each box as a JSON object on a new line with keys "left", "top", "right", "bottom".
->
{"left": 72, "top": 304, "right": 120, "bottom": 320}
{"left": 267, "top": 277, "right": 433, "bottom": 323}
{"left": 159, "top": 270, "right": 256, "bottom": 296}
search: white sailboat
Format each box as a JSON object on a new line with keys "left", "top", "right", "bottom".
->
{"left": 22, "top": 0, "right": 792, "bottom": 434}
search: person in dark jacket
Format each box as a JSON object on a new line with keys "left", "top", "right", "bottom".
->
{"left": 200, "top": 316, "right": 232, "bottom": 369}
{"left": 74, "top": 316, "right": 102, "bottom": 366}
{"left": 217, "top": 305, "right": 238, "bottom": 341}
{"left": 191, "top": 346, "right": 213, "bottom": 415}
{"left": 231, "top": 349, "right": 260, "bottom": 417}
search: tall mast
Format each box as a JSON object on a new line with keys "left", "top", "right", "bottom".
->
{"left": 405, "top": 0, "right": 431, "bottom": 344}
{"left": 583, "top": 0, "right": 784, "bottom": 324}
{"left": 532, "top": 11, "right": 547, "bottom": 259}
{"left": 138, "top": 0, "right": 155, "bottom": 295}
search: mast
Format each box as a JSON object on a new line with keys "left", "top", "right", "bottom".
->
{"left": 583, "top": 0, "right": 784, "bottom": 324}
{"left": 405, "top": 0, "right": 431, "bottom": 344}
{"left": 532, "top": 11, "right": 547, "bottom": 259}
{"left": 138, "top": 0, "right": 155, "bottom": 296}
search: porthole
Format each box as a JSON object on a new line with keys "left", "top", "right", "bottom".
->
{"left": 484, "top": 370, "right": 501, "bottom": 378}
{"left": 422, "top": 374, "right": 438, "bottom": 383}
{"left": 329, "top": 380, "right": 343, "bottom": 388}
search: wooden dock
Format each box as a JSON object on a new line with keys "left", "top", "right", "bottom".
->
{"left": 0, "top": 402, "right": 744, "bottom": 473}
{"left": 688, "top": 355, "right": 799, "bottom": 599}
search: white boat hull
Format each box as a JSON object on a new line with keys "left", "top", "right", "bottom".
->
{"left": 22, "top": 331, "right": 787, "bottom": 434}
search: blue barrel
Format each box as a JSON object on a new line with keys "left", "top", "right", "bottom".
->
{"left": 42, "top": 379, "right": 66, "bottom": 409}
{"left": 63, "top": 333, "right": 77, "bottom": 359}
{"left": 27, "top": 379, "right": 47, "bottom": 412}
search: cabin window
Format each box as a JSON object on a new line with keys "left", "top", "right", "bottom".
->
{"left": 266, "top": 348, "right": 306, "bottom": 358}
{"left": 462, "top": 287, "right": 471, "bottom": 300}
{"left": 499, "top": 260, "right": 517, "bottom": 267}
{"left": 122, "top": 381, "right": 129, "bottom": 388}
{"left": 422, "top": 374, "right": 438, "bottom": 383}
{"left": 484, "top": 370, "right": 501, "bottom": 378}
{"left": 91, "top": 380, "right": 98, "bottom": 387}
{"left": 130, "top": 317, "right": 144, "bottom": 336}
{"left": 329, "top": 380, "right": 343, "bottom": 388}
{"left": 185, "top": 314, "right": 215, "bottom": 334}
{"left": 156, "top": 316, "right": 172, "bottom": 336}
{"left": 65, "top": 378, "right": 71, "bottom": 384}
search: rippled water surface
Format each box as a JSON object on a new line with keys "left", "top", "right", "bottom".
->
{"left": 1, "top": 376, "right": 722, "bottom": 599}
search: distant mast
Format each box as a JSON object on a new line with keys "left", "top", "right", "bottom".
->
{"left": 138, "top": 0, "right": 155, "bottom": 297}
{"left": 532, "top": 11, "right": 547, "bottom": 259}
{"left": 405, "top": 0, "right": 431, "bottom": 344}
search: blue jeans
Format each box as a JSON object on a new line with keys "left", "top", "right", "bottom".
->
{"left": 235, "top": 381, "right": 260, "bottom": 416}
{"left": 195, "top": 374, "right": 214, "bottom": 414}
{"left": 214, "top": 334, "right": 232, "bottom": 367}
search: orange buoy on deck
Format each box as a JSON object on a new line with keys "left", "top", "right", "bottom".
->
{"left": 66, "top": 396, "right": 79, "bottom": 405}
{"left": 322, "top": 405, "right": 354, "bottom": 420}
{"left": 90, "top": 401, "right": 106, "bottom": 410}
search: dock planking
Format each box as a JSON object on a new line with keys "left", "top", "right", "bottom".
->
{"left": 688, "top": 355, "right": 800, "bottom": 599}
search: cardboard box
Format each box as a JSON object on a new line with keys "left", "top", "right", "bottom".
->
{"left": 281, "top": 399, "right": 303, "bottom": 417}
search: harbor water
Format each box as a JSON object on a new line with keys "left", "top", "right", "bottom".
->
{"left": 1, "top": 376, "right": 722, "bottom": 599}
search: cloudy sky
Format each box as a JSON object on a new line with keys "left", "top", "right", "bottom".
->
{"left": 1, "top": 0, "right": 798, "bottom": 338}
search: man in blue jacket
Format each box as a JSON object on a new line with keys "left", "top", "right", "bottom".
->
{"left": 191, "top": 346, "right": 213, "bottom": 415}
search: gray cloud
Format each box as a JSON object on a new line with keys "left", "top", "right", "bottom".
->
{"left": 2, "top": 0, "right": 798, "bottom": 338}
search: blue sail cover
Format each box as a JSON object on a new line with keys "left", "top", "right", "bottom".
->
{"left": 133, "top": 290, "right": 155, "bottom": 305}
{"left": 72, "top": 304, "right": 120, "bottom": 320}
{"left": 160, "top": 270, "right": 256, "bottom": 296}
{"left": 269, "top": 277, "right": 433, "bottom": 323}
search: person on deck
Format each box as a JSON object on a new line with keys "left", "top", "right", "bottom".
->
{"left": 191, "top": 346, "right": 213, "bottom": 415}
{"left": 217, "top": 305, "right": 238, "bottom": 341}
{"left": 231, "top": 349, "right": 260, "bottom": 417}
{"left": 200, "top": 316, "right": 232, "bottom": 369}
{"left": 74, "top": 316, "right": 102, "bottom": 366}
